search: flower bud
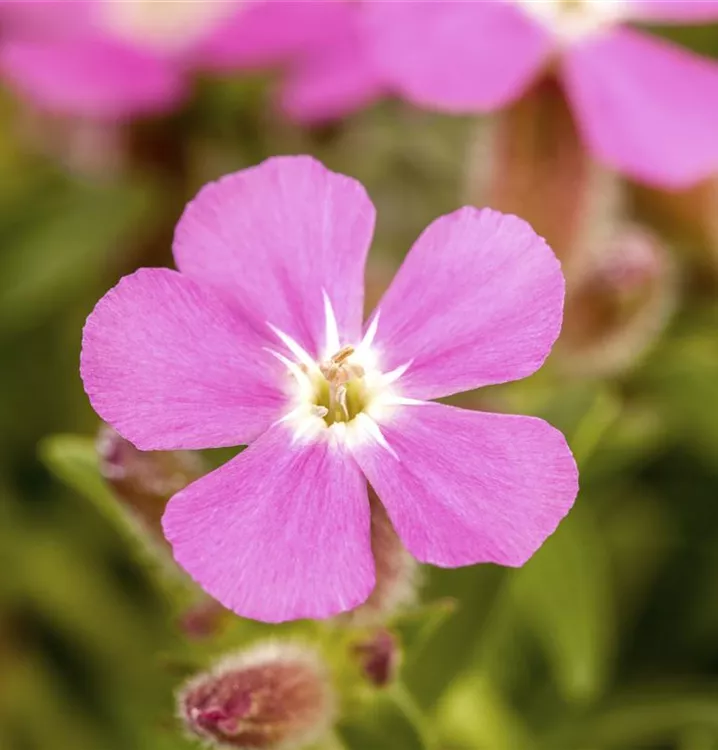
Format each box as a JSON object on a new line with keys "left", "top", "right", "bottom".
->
{"left": 346, "top": 490, "right": 419, "bottom": 626}
{"left": 557, "top": 223, "right": 677, "bottom": 376}
{"left": 179, "top": 597, "right": 228, "bottom": 640}
{"left": 466, "top": 75, "right": 624, "bottom": 280}
{"left": 179, "top": 642, "right": 335, "bottom": 749}
{"left": 96, "top": 424, "right": 205, "bottom": 539}
{"left": 14, "top": 106, "right": 126, "bottom": 178}
{"left": 353, "top": 629, "right": 400, "bottom": 688}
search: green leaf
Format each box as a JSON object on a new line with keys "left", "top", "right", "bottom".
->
{"left": 680, "top": 728, "right": 718, "bottom": 750}
{"left": 400, "top": 565, "right": 506, "bottom": 709}
{"left": 542, "top": 686, "right": 718, "bottom": 749}
{"left": 392, "top": 598, "right": 457, "bottom": 661}
{"left": 438, "top": 673, "right": 537, "bottom": 750}
{"left": 338, "top": 687, "right": 429, "bottom": 750}
{"left": 39, "top": 434, "right": 196, "bottom": 608}
{"left": 509, "top": 504, "right": 615, "bottom": 704}
{"left": 0, "top": 177, "right": 158, "bottom": 337}
{"left": 40, "top": 434, "right": 115, "bottom": 507}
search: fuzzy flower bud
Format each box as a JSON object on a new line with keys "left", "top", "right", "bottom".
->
{"left": 346, "top": 491, "right": 419, "bottom": 626}
{"left": 96, "top": 424, "right": 205, "bottom": 538}
{"left": 178, "top": 642, "right": 335, "bottom": 749}
{"left": 558, "top": 223, "right": 677, "bottom": 376}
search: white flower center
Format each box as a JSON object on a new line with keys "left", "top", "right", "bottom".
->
{"left": 100, "top": 0, "right": 240, "bottom": 52}
{"left": 266, "top": 294, "right": 414, "bottom": 453}
{"left": 514, "top": 0, "right": 628, "bottom": 42}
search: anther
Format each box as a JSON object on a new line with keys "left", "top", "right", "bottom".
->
{"left": 331, "top": 345, "right": 355, "bottom": 365}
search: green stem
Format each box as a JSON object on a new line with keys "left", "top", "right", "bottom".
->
{"left": 571, "top": 391, "right": 621, "bottom": 469}
{"left": 390, "top": 681, "right": 438, "bottom": 750}
{"left": 322, "top": 729, "right": 349, "bottom": 750}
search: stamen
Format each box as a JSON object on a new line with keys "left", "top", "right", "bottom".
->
{"left": 269, "top": 306, "right": 409, "bottom": 439}
{"left": 331, "top": 345, "right": 355, "bottom": 365}
{"left": 336, "top": 384, "right": 349, "bottom": 419}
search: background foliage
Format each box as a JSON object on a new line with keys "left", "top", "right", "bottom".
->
{"left": 3, "top": 20, "right": 718, "bottom": 750}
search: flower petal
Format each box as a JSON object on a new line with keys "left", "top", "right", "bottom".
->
{"left": 162, "top": 424, "right": 374, "bottom": 623}
{"left": 279, "top": 5, "right": 385, "bottom": 124}
{"left": 0, "top": 36, "right": 186, "bottom": 120}
{"left": 371, "top": 208, "right": 565, "bottom": 400}
{"left": 628, "top": 0, "right": 718, "bottom": 23}
{"left": 365, "top": 0, "right": 552, "bottom": 112}
{"left": 173, "top": 156, "right": 375, "bottom": 356}
{"left": 562, "top": 28, "right": 718, "bottom": 188}
{"left": 350, "top": 403, "right": 578, "bottom": 568}
{"left": 0, "top": 0, "right": 94, "bottom": 41}
{"left": 199, "top": 0, "right": 352, "bottom": 70}
{"left": 81, "top": 268, "right": 286, "bottom": 451}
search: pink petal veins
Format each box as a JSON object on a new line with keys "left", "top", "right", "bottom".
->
{"left": 173, "top": 155, "right": 376, "bottom": 357}
{"left": 370, "top": 208, "right": 565, "bottom": 401}
{"left": 162, "top": 422, "right": 375, "bottom": 623}
{"left": 81, "top": 268, "right": 286, "bottom": 451}
{"left": 350, "top": 402, "right": 578, "bottom": 568}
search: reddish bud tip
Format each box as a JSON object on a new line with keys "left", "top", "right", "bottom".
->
{"left": 96, "top": 424, "right": 205, "bottom": 538}
{"left": 353, "top": 629, "right": 400, "bottom": 688}
{"left": 179, "top": 598, "right": 228, "bottom": 640}
{"left": 178, "top": 642, "right": 335, "bottom": 749}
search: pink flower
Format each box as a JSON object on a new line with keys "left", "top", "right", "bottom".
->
{"left": 366, "top": 0, "right": 718, "bottom": 188}
{"left": 0, "top": 0, "right": 381, "bottom": 122}
{"left": 80, "top": 156, "right": 578, "bottom": 623}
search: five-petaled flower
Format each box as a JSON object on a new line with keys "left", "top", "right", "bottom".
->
{"left": 367, "top": 0, "right": 718, "bottom": 188}
{"left": 81, "top": 156, "right": 578, "bottom": 623}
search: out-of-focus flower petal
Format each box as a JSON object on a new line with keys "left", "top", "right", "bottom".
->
{"left": 365, "top": 0, "right": 552, "bottom": 112}
{"left": 0, "top": 0, "right": 93, "bottom": 41}
{"left": 173, "top": 156, "right": 375, "bottom": 356}
{"left": 370, "top": 208, "right": 565, "bottom": 400}
{"left": 99, "top": 0, "right": 240, "bottom": 56}
{"left": 198, "top": 0, "right": 350, "bottom": 70}
{"left": 0, "top": 36, "right": 186, "bottom": 120}
{"left": 81, "top": 268, "right": 286, "bottom": 451}
{"left": 629, "top": 0, "right": 718, "bottom": 23}
{"left": 280, "top": 11, "right": 385, "bottom": 124}
{"left": 562, "top": 28, "right": 718, "bottom": 188}
{"left": 351, "top": 403, "right": 578, "bottom": 568}
{"left": 162, "top": 424, "right": 374, "bottom": 622}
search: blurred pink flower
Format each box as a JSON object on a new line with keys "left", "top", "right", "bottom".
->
{"left": 0, "top": 0, "right": 383, "bottom": 122}
{"left": 367, "top": 0, "right": 718, "bottom": 188}
{"left": 80, "top": 155, "right": 578, "bottom": 623}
